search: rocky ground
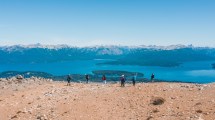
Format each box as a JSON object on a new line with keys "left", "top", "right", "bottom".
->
{"left": 0, "top": 77, "right": 215, "bottom": 120}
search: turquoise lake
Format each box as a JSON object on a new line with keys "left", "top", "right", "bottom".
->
{"left": 0, "top": 59, "right": 215, "bottom": 83}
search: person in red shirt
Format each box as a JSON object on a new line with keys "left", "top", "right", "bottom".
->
{"left": 102, "top": 75, "right": 106, "bottom": 84}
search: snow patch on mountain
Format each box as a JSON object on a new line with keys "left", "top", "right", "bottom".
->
{"left": 0, "top": 43, "right": 214, "bottom": 53}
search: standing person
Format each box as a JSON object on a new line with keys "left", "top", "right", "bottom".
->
{"left": 132, "top": 73, "right": 137, "bottom": 86}
{"left": 151, "top": 73, "right": 155, "bottom": 82}
{"left": 67, "top": 75, "right": 72, "bottom": 86}
{"left": 85, "top": 74, "right": 89, "bottom": 83}
{"left": 102, "top": 75, "right": 107, "bottom": 84}
{"left": 120, "top": 75, "right": 125, "bottom": 87}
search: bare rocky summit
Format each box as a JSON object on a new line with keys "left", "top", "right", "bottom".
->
{"left": 0, "top": 77, "right": 215, "bottom": 120}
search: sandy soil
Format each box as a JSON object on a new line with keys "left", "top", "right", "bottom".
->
{"left": 0, "top": 78, "right": 215, "bottom": 120}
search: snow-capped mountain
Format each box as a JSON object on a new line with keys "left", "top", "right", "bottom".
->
{"left": 0, "top": 44, "right": 132, "bottom": 55}
{"left": 0, "top": 43, "right": 198, "bottom": 54}
{"left": 1, "top": 44, "right": 215, "bottom": 67}
{"left": 0, "top": 43, "right": 71, "bottom": 52}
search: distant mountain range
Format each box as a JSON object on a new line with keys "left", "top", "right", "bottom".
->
{"left": 1, "top": 44, "right": 215, "bottom": 67}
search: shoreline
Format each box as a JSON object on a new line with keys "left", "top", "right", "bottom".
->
{"left": 1, "top": 70, "right": 215, "bottom": 84}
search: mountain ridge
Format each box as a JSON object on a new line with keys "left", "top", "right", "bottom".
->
{"left": 1, "top": 44, "right": 215, "bottom": 67}
{"left": 1, "top": 43, "right": 214, "bottom": 51}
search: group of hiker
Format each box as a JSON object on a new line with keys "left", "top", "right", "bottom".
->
{"left": 67, "top": 73, "right": 155, "bottom": 87}
{"left": 119, "top": 74, "right": 135, "bottom": 87}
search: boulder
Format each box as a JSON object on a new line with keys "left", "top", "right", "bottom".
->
{"left": 16, "top": 75, "right": 24, "bottom": 79}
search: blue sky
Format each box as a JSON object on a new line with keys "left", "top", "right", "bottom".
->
{"left": 0, "top": 0, "right": 214, "bottom": 47}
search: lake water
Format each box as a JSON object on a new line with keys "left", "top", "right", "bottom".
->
{"left": 0, "top": 59, "right": 215, "bottom": 83}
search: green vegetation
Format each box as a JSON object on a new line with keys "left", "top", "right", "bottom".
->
{"left": 102, "top": 48, "right": 215, "bottom": 67}
{"left": 212, "top": 63, "right": 215, "bottom": 69}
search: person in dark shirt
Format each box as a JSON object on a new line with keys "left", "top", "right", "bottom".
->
{"left": 120, "top": 75, "right": 126, "bottom": 87}
{"left": 85, "top": 74, "right": 89, "bottom": 84}
{"left": 151, "top": 73, "right": 155, "bottom": 82}
{"left": 132, "top": 73, "right": 137, "bottom": 86}
{"left": 67, "top": 75, "right": 72, "bottom": 86}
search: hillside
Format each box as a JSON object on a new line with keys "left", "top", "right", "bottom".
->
{"left": 1, "top": 44, "right": 215, "bottom": 67}
{"left": 0, "top": 78, "right": 215, "bottom": 120}
{"left": 104, "top": 48, "right": 215, "bottom": 67}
